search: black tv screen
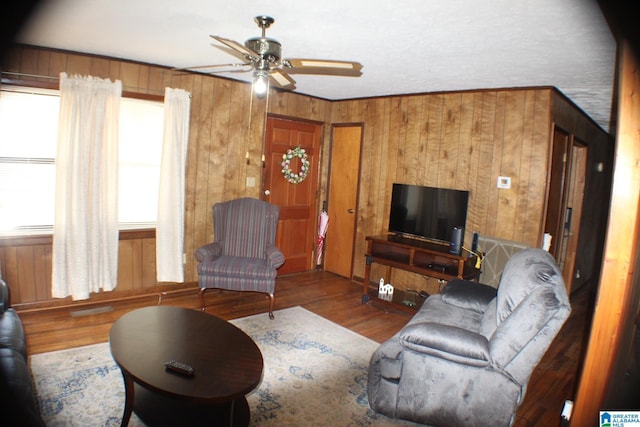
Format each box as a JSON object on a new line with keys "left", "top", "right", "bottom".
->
{"left": 388, "top": 183, "right": 469, "bottom": 245}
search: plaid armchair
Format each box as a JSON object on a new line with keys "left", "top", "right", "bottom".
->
{"left": 195, "top": 197, "right": 285, "bottom": 319}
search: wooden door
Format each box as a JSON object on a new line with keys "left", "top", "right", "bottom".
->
{"left": 263, "top": 116, "right": 322, "bottom": 275}
{"left": 543, "top": 125, "right": 588, "bottom": 292}
{"left": 544, "top": 126, "right": 570, "bottom": 258}
{"left": 558, "top": 141, "right": 587, "bottom": 287}
{"left": 324, "top": 125, "right": 363, "bottom": 278}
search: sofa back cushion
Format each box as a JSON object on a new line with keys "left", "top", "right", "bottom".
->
{"left": 441, "top": 279, "right": 497, "bottom": 314}
{"left": 496, "top": 248, "right": 566, "bottom": 324}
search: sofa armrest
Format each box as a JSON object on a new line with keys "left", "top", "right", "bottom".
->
{"left": 1, "top": 279, "right": 9, "bottom": 313}
{"left": 0, "top": 309, "right": 27, "bottom": 358}
{"left": 369, "top": 334, "right": 405, "bottom": 380}
{"left": 400, "top": 322, "right": 491, "bottom": 367}
{"left": 194, "top": 242, "right": 223, "bottom": 262}
{"left": 441, "top": 279, "right": 497, "bottom": 314}
{"left": 0, "top": 348, "right": 46, "bottom": 426}
{"left": 266, "top": 245, "right": 285, "bottom": 269}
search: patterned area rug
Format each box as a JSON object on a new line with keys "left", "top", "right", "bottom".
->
{"left": 30, "top": 306, "right": 415, "bottom": 426}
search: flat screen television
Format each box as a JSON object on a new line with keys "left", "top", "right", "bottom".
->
{"left": 388, "top": 183, "right": 469, "bottom": 246}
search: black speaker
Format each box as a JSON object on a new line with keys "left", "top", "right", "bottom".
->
{"left": 471, "top": 232, "right": 479, "bottom": 253}
{"left": 450, "top": 226, "right": 463, "bottom": 254}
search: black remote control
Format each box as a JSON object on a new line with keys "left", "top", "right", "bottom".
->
{"left": 164, "top": 360, "right": 194, "bottom": 376}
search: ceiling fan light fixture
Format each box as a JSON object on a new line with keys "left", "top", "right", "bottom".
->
{"left": 253, "top": 70, "right": 269, "bottom": 98}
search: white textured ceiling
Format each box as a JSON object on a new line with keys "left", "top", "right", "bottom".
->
{"left": 15, "top": 0, "right": 616, "bottom": 131}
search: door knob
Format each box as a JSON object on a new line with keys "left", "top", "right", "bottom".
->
{"left": 264, "top": 190, "right": 271, "bottom": 196}
{"left": 348, "top": 209, "right": 355, "bottom": 214}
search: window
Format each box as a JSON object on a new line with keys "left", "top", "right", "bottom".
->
{"left": 0, "top": 86, "right": 164, "bottom": 235}
{"left": 118, "top": 97, "right": 164, "bottom": 227}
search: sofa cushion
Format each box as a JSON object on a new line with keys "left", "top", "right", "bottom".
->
{"left": 496, "top": 249, "right": 563, "bottom": 324}
{"left": 198, "top": 256, "right": 277, "bottom": 279}
{"left": 441, "top": 279, "right": 497, "bottom": 314}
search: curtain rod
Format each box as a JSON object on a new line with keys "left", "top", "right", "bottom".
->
{"left": 1, "top": 71, "right": 165, "bottom": 101}
{"left": 1, "top": 71, "right": 59, "bottom": 80}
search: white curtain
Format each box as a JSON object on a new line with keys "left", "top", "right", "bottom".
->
{"left": 156, "top": 87, "right": 191, "bottom": 282}
{"left": 52, "top": 73, "right": 122, "bottom": 300}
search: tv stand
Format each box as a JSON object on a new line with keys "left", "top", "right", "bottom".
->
{"left": 362, "top": 234, "right": 480, "bottom": 309}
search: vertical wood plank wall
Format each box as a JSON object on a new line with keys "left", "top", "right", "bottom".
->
{"left": 0, "top": 45, "right": 610, "bottom": 307}
{"left": 0, "top": 45, "right": 333, "bottom": 308}
{"left": 331, "top": 90, "right": 555, "bottom": 290}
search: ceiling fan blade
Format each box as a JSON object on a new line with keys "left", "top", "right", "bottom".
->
{"left": 269, "top": 70, "right": 296, "bottom": 89}
{"left": 210, "top": 35, "right": 258, "bottom": 60}
{"left": 284, "top": 59, "right": 363, "bottom": 77}
{"left": 209, "top": 44, "right": 256, "bottom": 63}
{"left": 171, "top": 63, "right": 253, "bottom": 77}
{"left": 175, "top": 62, "right": 252, "bottom": 71}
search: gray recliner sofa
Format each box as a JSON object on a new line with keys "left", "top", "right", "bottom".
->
{"left": 367, "top": 248, "right": 571, "bottom": 426}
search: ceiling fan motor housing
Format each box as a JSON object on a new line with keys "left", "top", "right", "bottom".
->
{"left": 245, "top": 37, "right": 282, "bottom": 63}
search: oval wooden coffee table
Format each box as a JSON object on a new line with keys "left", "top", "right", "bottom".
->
{"left": 109, "top": 306, "right": 263, "bottom": 427}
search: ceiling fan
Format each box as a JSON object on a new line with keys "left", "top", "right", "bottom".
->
{"left": 182, "top": 16, "right": 363, "bottom": 97}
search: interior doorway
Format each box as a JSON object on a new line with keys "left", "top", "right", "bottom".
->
{"left": 323, "top": 124, "right": 363, "bottom": 278}
{"left": 543, "top": 125, "right": 588, "bottom": 292}
{"left": 263, "top": 116, "right": 322, "bottom": 275}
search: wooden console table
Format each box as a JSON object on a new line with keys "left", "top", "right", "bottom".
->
{"left": 362, "top": 234, "right": 480, "bottom": 309}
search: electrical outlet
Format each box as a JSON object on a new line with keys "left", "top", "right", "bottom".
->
{"left": 561, "top": 400, "right": 573, "bottom": 422}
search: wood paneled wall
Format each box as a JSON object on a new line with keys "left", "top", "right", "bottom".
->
{"left": 1, "top": 45, "right": 331, "bottom": 308}
{"left": 331, "top": 88, "right": 611, "bottom": 291}
{"left": 0, "top": 231, "right": 158, "bottom": 307}
{"left": 0, "top": 45, "right": 610, "bottom": 306}
{"left": 332, "top": 90, "right": 554, "bottom": 289}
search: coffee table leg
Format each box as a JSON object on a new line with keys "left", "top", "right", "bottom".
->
{"left": 120, "top": 370, "right": 135, "bottom": 427}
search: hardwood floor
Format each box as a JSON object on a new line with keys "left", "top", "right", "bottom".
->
{"left": 17, "top": 270, "right": 593, "bottom": 426}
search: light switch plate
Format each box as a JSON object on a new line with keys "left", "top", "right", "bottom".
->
{"left": 497, "top": 176, "right": 511, "bottom": 189}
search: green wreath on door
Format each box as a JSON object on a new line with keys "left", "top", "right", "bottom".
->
{"left": 281, "top": 146, "right": 310, "bottom": 184}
